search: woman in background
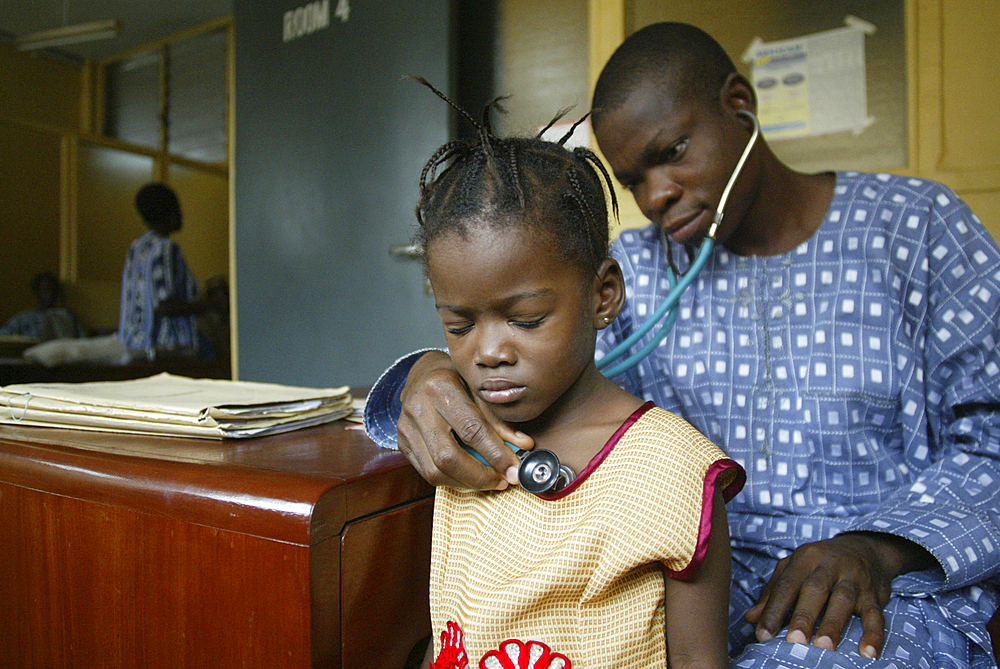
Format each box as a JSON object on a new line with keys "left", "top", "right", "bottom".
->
{"left": 118, "top": 182, "right": 201, "bottom": 356}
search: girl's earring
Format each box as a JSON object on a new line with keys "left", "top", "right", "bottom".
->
{"left": 603, "top": 316, "right": 611, "bottom": 324}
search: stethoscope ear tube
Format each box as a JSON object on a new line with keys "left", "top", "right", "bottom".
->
{"left": 596, "top": 110, "right": 760, "bottom": 378}
{"left": 461, "top": 442, "right": 577, "bottom": 495}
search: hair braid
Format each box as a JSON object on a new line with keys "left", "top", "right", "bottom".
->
{"left": 411, "top": 76, "right": 619, "bottom": 275}
{"left": 565, "top": 166, "right": 604, "bottom": 270}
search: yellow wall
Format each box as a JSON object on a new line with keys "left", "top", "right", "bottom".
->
{"left": 0, "top": 46, "right": 80, "bottom": 323}
{"left": 496, "top": 0, "right": 591, "bottom": 135}
{"left": 0, "top": 39, "right": 231, "bottom": 333}
{"left": 588, "top": 0, "right": 1000, "bottom": 242}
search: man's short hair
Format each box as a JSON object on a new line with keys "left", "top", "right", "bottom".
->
{"left": 592, "top": 22, "right": 738, "bottom": 127}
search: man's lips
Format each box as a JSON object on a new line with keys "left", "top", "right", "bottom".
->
{"left": 663, "top": 209, "right": 708, "bottom": 243}
{"left": 479, "top": 380, "right": 526, "bottom": 404}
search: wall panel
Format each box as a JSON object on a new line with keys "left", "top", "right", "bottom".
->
{"left": 0, "top": 123, "right": 62, "bottom": 322}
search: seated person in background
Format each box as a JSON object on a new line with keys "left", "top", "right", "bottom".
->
{"left": 118, "top": 182, "right": 201, "bottom": 357}
{"left": 0, "top": 271, "right": 84, "bottom": 342}
{"left": 412, "top": 78, "right": 744, "bottom": 669}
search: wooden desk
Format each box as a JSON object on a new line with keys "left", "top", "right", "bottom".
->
{"left": 0, "top": 419, "right": 434, "bottom": 668}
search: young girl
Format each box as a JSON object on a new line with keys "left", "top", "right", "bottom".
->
{"left": 412, "top": 79, "right": 745, "bottom": 669}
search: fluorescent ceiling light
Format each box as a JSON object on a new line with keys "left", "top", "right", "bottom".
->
{"left": 16, "top": 19, "right": 119, "bottom": 51}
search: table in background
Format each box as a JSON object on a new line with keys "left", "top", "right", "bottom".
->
{"left": 0, "top": 415, "right": 433, "bottom": 668}
{"left": 0, "top": 356, "right": 231, "bottom": 386}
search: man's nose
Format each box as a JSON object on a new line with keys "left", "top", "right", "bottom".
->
{"left": 634, "top": 171, "right": 682, "bottom": 222}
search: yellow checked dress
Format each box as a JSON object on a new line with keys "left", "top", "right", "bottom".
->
{"left": 430, "top": 402, "right": 745, "bottom": 667}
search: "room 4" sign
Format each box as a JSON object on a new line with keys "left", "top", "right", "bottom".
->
{"left": 283, "top": 0, "right": 350, "bottom": 43}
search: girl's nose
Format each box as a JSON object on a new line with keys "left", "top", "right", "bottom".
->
{"left": 474, "top": 325, "right": 516, "bottom": 367}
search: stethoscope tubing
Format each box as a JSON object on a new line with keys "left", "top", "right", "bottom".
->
{"left": 597, "top": 110, "right": 760, "bottom": 378}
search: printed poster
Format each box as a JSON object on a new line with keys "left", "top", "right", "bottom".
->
{"left": 744, "top": 16, "right": 876, "bottom": 141}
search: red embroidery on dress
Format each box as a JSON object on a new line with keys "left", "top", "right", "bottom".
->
{"left": 430, "top": 623, "right": 571, "bottom": 669}
{"left": 479, "top": 638, "right": 571, "bottom": 669}
{"left": 431, "top": 621, "right": 469, "bottom": 669}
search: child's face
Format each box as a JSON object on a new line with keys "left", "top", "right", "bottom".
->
{"left": 427, "top": 222, "right": 601, "bottom": 426}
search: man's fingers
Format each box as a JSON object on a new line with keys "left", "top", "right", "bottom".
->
{"left": 781, "top": 567, "right": 841, "bottom": 645}
{"left": 399, "top": 362, "right": 514, "bottom": 489}
{"left": 399, "top": 392, "right": 506, "bottom": 490}
{"left": 752, "top": 559, "right": 808, "bottom": 641}
{"left": 810, "top": 580, "right": 861, "bottom": 650}
{"left": 744, "top": 557, "right": 786, "bottom": 625}
{"left": 856, "top": 597, "right": 886, "bottom": 659}
{"left": 450, "top": 403, "right": 522, "bottom": 477}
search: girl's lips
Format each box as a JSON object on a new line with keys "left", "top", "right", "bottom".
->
{"left": 479, "top": 384, "right": 526, "bottom": 404}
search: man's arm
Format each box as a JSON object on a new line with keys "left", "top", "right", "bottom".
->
{"left": 746, "top": 185, "right": 1000, "bottom": 658}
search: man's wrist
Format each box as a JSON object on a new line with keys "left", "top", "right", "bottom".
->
{"left": 845, "top": 531, "right": 937, "bottom": 579}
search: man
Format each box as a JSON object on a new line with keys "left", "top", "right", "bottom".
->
{"left": 366, "top": 23, "right": 1000, "bottom": 668}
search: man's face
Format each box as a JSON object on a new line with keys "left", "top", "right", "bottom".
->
{"left": 594, "top": 80, "right": 752, "bottom": 246}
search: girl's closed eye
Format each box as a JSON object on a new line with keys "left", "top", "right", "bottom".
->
{"left": 510, "top": 316, "right": 545, "bottom": 329}
{"left": 442, "top": 320, "right": 473, "bottom": 336}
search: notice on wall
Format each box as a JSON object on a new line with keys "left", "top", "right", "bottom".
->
{"left": 743, "top": 16, "right": 876, "bottom": 141}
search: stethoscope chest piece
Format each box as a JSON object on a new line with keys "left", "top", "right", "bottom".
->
{"left": 516, "top": 448, "right": 576, "bottom": 494}
{"left": 461, "top": 441, "right": 577, "bottom": 495}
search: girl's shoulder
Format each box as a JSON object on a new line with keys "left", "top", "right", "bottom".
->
{"left": 611, "top": 404, "right": 744, "bottom": 499}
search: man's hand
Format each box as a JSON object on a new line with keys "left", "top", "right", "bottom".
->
{"left": 744, "top": 532, "right": 937, "bottom": 659}
{"left": 397, "top": 351, "right": 533, "bottom": 490}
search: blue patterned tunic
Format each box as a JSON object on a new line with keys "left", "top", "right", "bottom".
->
{"left": 117, "top": 230, "right": 199, "bottom": 352}
{"left": 600, "top": 172, "right": 1000, "bottom": 668}
{"left": 365, "top": 172, "right": 1000, "bottom": 667}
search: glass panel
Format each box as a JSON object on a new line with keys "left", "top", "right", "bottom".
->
{"left": 167, "top": 162, "right": 230, "bottom": 288}
{"left": 76, "top": 143, "right": 155, "bottom": 329}
{"left": 0, "top": 125, "right": 61, "bottom": 321}
{"left": 167, "top": 30, "right": 228, "bottom": 163}
{"left": 103, "top": 50, "right": 161, "bottom": 150}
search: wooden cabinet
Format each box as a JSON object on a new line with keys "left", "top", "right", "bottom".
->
{"left": 0, "top": 420, "right": 434, "bottom": 668}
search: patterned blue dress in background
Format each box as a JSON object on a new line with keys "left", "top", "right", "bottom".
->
{"left": 365, "top": 171, "right": 1000, "bottom": 668}
{"left": 118, "top": 230, "right": 199, "bottom": 353}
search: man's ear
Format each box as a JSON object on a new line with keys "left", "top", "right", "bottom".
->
{"left": 720, "top": 72, "right": 757, "bottom": 117}
{"left": 593, "top": 258, "right": 626, "bottom": 329}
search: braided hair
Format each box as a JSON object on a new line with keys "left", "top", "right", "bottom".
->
{"left": 411, "top": 76, "right": 618, "bottom": 275}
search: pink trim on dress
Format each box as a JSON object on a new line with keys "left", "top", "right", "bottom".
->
{"left": 538, "top": 401, "right": 655, "bottom": 501}
{"left": 666, "top": 458, "right": 746, "bottom": 581}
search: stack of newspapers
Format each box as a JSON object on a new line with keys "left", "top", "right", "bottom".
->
{"left": 0, "top": 373, "right": 352, "bottom": 439}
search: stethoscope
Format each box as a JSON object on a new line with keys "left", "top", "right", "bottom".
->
{"left": 464, "top": 110, "right": 761, "bottom": 495}
{"left": 595, "top": 109, "right": 761, "bottom": 378}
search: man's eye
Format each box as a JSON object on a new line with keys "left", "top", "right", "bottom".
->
{"left": 663, "top": 139, "right": 688, "bottom": 162}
